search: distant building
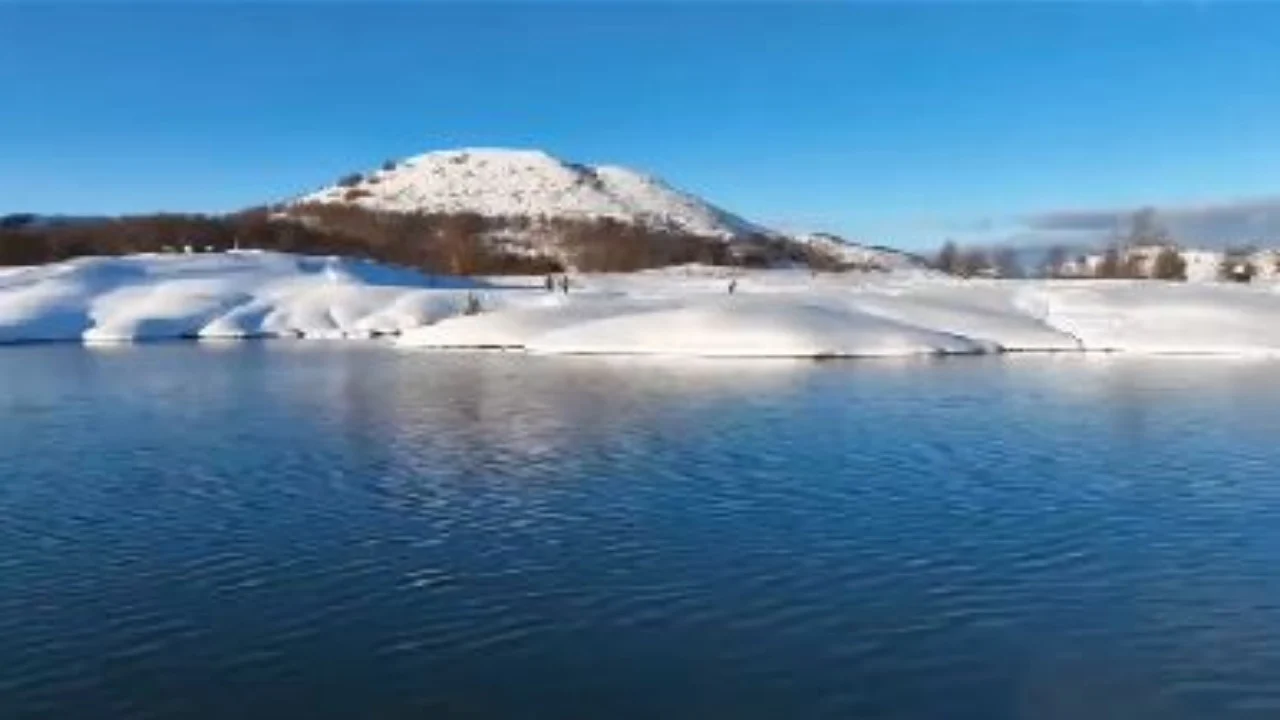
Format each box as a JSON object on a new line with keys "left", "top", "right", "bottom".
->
{"left": 1222, "top": 260, "right": 1255, "bottom": 283}
{"left": 1048, "top": 245, "right": 1279, "bottom": 282}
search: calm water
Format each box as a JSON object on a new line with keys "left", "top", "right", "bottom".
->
{"left": 3, "top": 345, "right": 1280, "bottom": 719}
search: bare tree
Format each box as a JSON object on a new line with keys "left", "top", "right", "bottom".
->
{"left": 1151, "top": 247, "right": 1186, "bottom": 281}
{"left": 958, "top": 248, "right": 991, "bottom": 278}
{"left": 935, "top": 240, "right": 959, "bottom": 275}
{"left": 1122, "top": 252, "right": 1147, "bottom": 278}
{"left": 439, "top": 213, "right": 486, "bottom": 275}
{"left": 1095, "top": 247, "right": 1122, "bottom": 279}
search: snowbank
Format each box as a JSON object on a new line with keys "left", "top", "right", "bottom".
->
{"left": 0, "top": 252, "right": 490, "bottom": 343}
{"left": 4, "top": 253, "right": 1280, "bottom": 357}
{"left": 402, "top": 274, "right": 1280, "bottom": 358}
{"left": 402, "top": 294, "right": 991, "bottom": 358}
{"left": 1029, "top": 281, "right": 1280, "bottom": 355}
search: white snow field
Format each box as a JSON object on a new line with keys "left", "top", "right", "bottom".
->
{"left": 3, "top": 253, "right": 1280, "bottom": 356}
{"left": 400, "top": 270, "right": 1280, "bottom": 357}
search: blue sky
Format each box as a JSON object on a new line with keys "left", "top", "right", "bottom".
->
{"left": 3, "top": 2, "right": 1279, "bottom": 249}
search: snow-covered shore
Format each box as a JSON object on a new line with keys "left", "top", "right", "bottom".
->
{"left": 400, "top": 269, "right": 1280, "bottom": 357}
{"left": 3, "top": 253, "right": 1280, "bottom": 357}
{"left": 0, "top": 252, "right": 489, "bottom": 343}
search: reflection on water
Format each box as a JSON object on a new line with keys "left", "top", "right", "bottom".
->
{"left": 2, "top": 345, "right": 1280, "bottom": 719}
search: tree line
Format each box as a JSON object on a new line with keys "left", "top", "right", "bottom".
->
{"left": 0, "top": 208, "right": 569, "bottom": 273}
{"left": 931, "top": 208, "right": 1278, "bottom": 281}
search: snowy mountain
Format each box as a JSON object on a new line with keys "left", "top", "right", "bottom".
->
{"left": 294, "top": 148, "right": 764, "bottom": 239}
{"left": 281, "top": 147, "right": 950, "bottom": 274}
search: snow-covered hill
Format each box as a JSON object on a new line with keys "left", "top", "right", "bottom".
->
{"left": 793, "top": 232, "right": 931, "bottom": 272}
{"left": 295, "top": 148, "right": 763, "bottom": 239}
{"left": 287, "top": 148, "right": 951, "bottom": 274}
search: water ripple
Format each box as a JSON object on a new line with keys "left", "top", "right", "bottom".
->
{"left": 2, "top": 347, "right": 1280, "bottom": 718}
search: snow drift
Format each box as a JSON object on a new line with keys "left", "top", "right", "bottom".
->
{"left": 0, "top": 252, "right": 488, "bottom": 343}
{"left": 399, "top": 294, "right": 991, "bottom": 358}
{"left": 399, "top": 273, "right": 1280, "bottom": 358}
{"left": 3, "top": 253, "right": 1280, "bottom": 357}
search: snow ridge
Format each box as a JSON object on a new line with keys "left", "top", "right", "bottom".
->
{"left": 793, "top": 232, "right": 932, "bottom": 272}
{"left": 296, "top": 148, "right": 762, "bottom": 238}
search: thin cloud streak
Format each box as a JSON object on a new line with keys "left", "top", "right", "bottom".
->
{"left": 1021, "top": 196, "right": 1280, "bottom": 247}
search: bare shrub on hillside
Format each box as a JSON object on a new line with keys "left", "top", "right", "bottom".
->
{"left": 1, "top": 204, "right": 833, "bottom": 276}
{"left": 553, "top": 216, "right": 735, "bottom": 272}
{"left": 0, "top": 207, "right": 562, "bottom": 276}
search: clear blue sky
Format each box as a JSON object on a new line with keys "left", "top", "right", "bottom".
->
{"left": 3, "top": 2, "right": 1279, "bottom": 249}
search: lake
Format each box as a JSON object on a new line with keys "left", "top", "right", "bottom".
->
{"left": 3, "top": 345, "right": 1280, "bottom": 719}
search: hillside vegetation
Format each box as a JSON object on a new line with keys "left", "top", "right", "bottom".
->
{"left": 0, "top": 208, "right": 823, "bottom": 274}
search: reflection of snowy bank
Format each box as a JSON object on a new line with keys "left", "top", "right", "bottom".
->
{"left": 4, "top": 253, "right": 1280, "bottom": 357}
